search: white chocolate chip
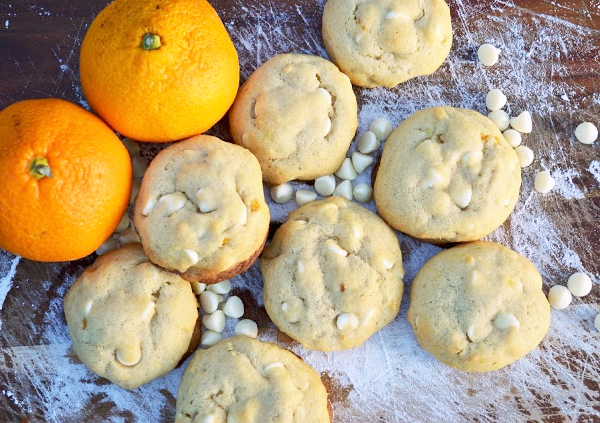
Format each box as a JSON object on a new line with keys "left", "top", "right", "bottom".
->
{"left": 141, "top": 198, "right": 156, "bottom": 216}
{"left": 191, "top": 281, "right": 206, "bottom": 295}
{"left": 449, "top": 185, "right": 472, "bottom": 209}
{"left": 357, "top": 131, "right": 380, "bottom": 154}
{"left": 425, "top": 168, "right": 444, "bottom": 188}
{"left": 336, "top": 313, "right": 359, "bottom": 331}
{"left": 223, "top": 296, "right": 244, "bottom": 318}
{"left": 386, "top": 11, "right": 403, "bottom": 19}
{"left": 333, "top": 180, "right": 353, "bottom": 201}
{"left": 351, "top": 152, "right": 374, "bottom": 174}
{"left": 281, "top": 302, "right": 289, "bottom": 312}
{"left": 362, "top": 308, "right": 375, "bottom": 326}
{"left": 118, "top": 228, "right": 140, "bottom": 245}
{"left": 510, "top": 111, "right": 533, "bottom": 134}
{"left": 575, "top": 122, "right": 598, "bottom": 144}
{"left": 466, "top": 324, "right": 477, "bottom": 342}
{"left": 353, "top": 183, "right": 373, "bottom": 203}
{"left": 140, "top": 301, "right": 155, "bottom": 320}
{"left": 485, "top": 89, "right": 507, "bottom": 111}
{"left": 115, "top": 345, "right": 142, "bottom": 366}
{"left": 488, "top": 110, "right": 510, "bottom": 131}
{"left": 314, "top": 175, "right": 336, "bottom": 196}
{"left": 477, "top": 43, "right": 500, "bottom": 66}
{"left": 317, "top": 87, "right": 331, "bottom": 102}
{"left": 493, "top": 312, "right": 520, "bottom": 330}
{"left": 96, "top": 236, "right": 119, "bottom": 256}
{"left": 203, "top": 310, "right": 225, "bottom": 332}
{"left": 296, "top": 261, "right": 305, "bottom": 274}
{"left": 369, "top": 118, "right": 393, "bottom": 141}
{"left": 335, "top": 158, "right": 358, "bottom": 180}
{"left": 461, "top": 150, "right": 484, "bottom": 168}
{"left": 595, "top": 314, "right": 600, "bottom": 332}
{"left": 264, "top": 362, "right": 286, "bottom": 372}
{"left": 196, "top": 189, "right": 217, "bottom": 213}
{"left": 514, "top": 146, "right": 534, "bottom": 168}
{"left": 324, "top": 239, "right": 348, "bottom": 257}
{"left": 129, "top": 179, "right": 140, "bottom": 205}
{"left": 83, "top": 300, "right": 93, "bottom": 316}
{"left": 131, "top": 156, "right": 148, "bottom": 179}
{"left": 181, "top": 249, "right": 200, "bottom": 267}
{"left": 534, "top": 170, "right": 555, "bottom": 194}
{"left": 380, "top": 257, "right": 394, "bottom": 270}
{"left": 158, "top": 192, "right": 187, "bottom": 216}
{"left": 296, "top": 189, "right": 317, "bottom": 207}
{"left": 207, "top": 279, "right": 231, "bottom": 295}
{"left": 503, "top": 129, "right": 522, "bottom": 148}
{"left": 548, "top": 285, "right": 572, "bottom": 310}
{"left": 200, "top": 291, "right": 222, "bottom": 314}
{"left": 115, "top": 213, "right": 130, "bottom": 233}
{"left": 201, "top": 415, "right": 217, "bottom": 423}
{"left": 235, "top": 319, "right": 258, "bottom": 338}
{"left": 322, "top": 117, "right": 332, "bottom": 137}
{"left": 567, "top": 272, "right": 593, "bottom": 297}
{"left": 200, "top": 330, "right": 222, "bottom": 348}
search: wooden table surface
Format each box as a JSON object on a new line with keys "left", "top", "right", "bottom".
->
{"left": 1, "top": 1, "right": 599, "bottom": 422}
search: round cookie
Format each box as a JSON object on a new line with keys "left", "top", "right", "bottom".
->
{"left": 322, "top": 0, "right": 453, "bottom": 88}
{"left": 407, "top": 241, "right": 551, "bottom": 372}
{"left": 374, "top": 106, "right": 521, "bottom": 243}
{"left": 63, "top": 244, "right": 200, "bottom": 390}
{"left": 261, "top": 197, "right": 404, "bottom": 351}
{"left": 229, "top": 53, "right": 358, "bottom": 185}
{"left": 134, "top": 135, "right": 270, "bottom": 283}
{"left": 176, "top": 336, "right": 331, "bottom": 423}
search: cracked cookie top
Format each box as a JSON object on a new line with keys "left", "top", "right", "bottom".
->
{"left": 176, "top": 336, "right": 331, "bottom": 423}
{"left": 374, "top": 106, "right": 521, "bottom": 243}
{"left": 407, "top": 241, "right": 551, "bottom": 372}
{"left": 134, "top": 135, "right": 270, "bottom": 283}
{"left": 229, "top": 53, "right": 358, "bottom": 185}
{"left": 63, "top": 243, "right": 199, "bottom": 389}
{"left": 322, "top": 0, "right": 453, "bottom": 88}
{"left": 261, "top": 197, "right": 404, "bottom": 351}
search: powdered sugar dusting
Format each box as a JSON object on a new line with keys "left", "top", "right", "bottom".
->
{"left": 0, "top": 255, "right": 20, "bottom": 330}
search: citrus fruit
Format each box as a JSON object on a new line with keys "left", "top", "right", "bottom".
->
{"left": 79, "top": 0, "right": 240, "bottom": 143}
{"left": 0, "top": 99, "right": 132, "bottom": 262}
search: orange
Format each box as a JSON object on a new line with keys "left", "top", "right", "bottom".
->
{"left": 79, "top": 0, "right": 240, "bottom": 143}
{"left": 0, "top": 99, "right": 132, "bottom": 262}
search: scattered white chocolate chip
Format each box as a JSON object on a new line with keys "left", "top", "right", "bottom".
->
{"left": 140, "top": 301, "right": 155, "bottom": 320}
{"left": 118, "top": 228, "right": 140, "bottom": 245}
{"left": 548, "top": 285, "right": 572, "bottom": 310}
{"left": 425, "top": 168, "right": 444, "bottom": 188}
{"left": 200, "top": 330, "right": 222, "bottom": 348}
{"left": 503, "top": 129, "right": 522, "bottom": 148}
{"left": 314, "top": 175, "right": 336, "bottom": 197}
{"left": 534, "top": 170, "right": 555, "bottom": 194}
{"left": 488, "top": 110, "right": 510, "bottom": 131}
{"left": 223, "top": 296, "right": 244, "bottom": 318}
{"left": 575, "top": 122, "right": 598, "bottom": 144}
{"left": 121, "top": 138, "right": 140, "bottom": 157}
{"left": 380, "top": 257, "right": 394, "bottom": 270}
{"left": 567, "top": 272, "right": 593, "bottom": 297}
{"left": 130, "top": 179, "right": 140, "bottom": 204}
{"left": 466, "top": 324, "right": 477, "bottom": 342}
{"left": 83, "top": 300, "right": 93, "bottom": 316}
{"left": 514, "top": 146, "right": 534, "bottom": 168}
{"left": 336, "top": 313, "right": 359, "bottom": 330}
{"left": 131, "top": 156, "right": 148, "bottom": 179}
{"left": 203, "top": 310, "right": 226, "bottom": 332}
{"left": 317, "top": 87, "right": 331, "bottom": 102}
{"left": 96, "top": 236, "right": 119, "bottom": 256}
{"left": 369, "top": 118, "right": 393, "bottom": 141}
{"left": 321, "top": 117, "right": 332, "bottom": 137}
{"left": 158, "top": 192, "right": 187, "bottom": 216}
{"left": 141, "top": 198, "right": 156, "bottom": 216}
{"left": 510, "top": 111, "right": 533, "bottom": 134}
{"left": 116, "top": 345, "right": 142, "bottom": 366}
{"left": 296, "top": 261, "right": 305, "bottom": 274}
{"left": 201, "top": 415, "right": 217, "bottom": 423}
{"left": 264, "top": 362, "right": 286, "bottom": 372}
{"left": 296, "top": 189, "right": 317, "bottom": 207}
{"left": 115, "top": 214, "right": 130, "bottom": 233}
{"left": 485, "top": 89, "right": 507, "bottom": 111}
{"left": 335, "top": 158, "right": 358, "bottom": 180}
{"left": 207, "top": 279, "right": 231, "bottom": 295}
{"left": 270, "top": 183, "right": 294, "bottom": 204}
{"left": 200, "top": 291, "right": 222, "bottom": 314}
{"left": 181, "top": 249, "right": 200, "bottom": 267}
{"left": 196, "top": 189, "right": 217, "bottom": 213}
{"left": 493, "top": 312, "right": 520, "bottom": 330}
{"left": 351, "top": 152, "right": 374, "bottom": 174}
{"left": 191, "top": 281, "right": 206, "bottom": 295}
{"left": 235, "top": 319, "right": 258, "bottom": 338}
{"left": 595, "top": 314, "right": 600, "bottom": 332}
{"left": 357, "top": 131, "right": 381, "bottom": 154}
{"left": 324, "top": 239, "right": 348, "bottom": 257}
{"left": 477, "top": 43, "right": 500, "bottom": 66}
{"left": 461, "top": 150, "right": 484, "bottom": 167}
{"left": 333, "top": 180, "right": 353, "bottom": 201}
{"left": 353, "top": 183, "right": 373, "bottom": 203}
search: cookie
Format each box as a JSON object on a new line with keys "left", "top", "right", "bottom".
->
{"left": 322, "top": 0, "right": 453, "bottom": 88}
{"left": 374, "top": 106, "right": 521, "bottom": 243}
{"left": 134, "top": 135, "right": 270, "bottom": 283}
{"left": 175, "top": 336, "right": 331, "bottom": 423}
{"left": 229, "top": 53, "right": 358, "bottom": 185}
{"left": 407, "top": 241, "right": 551, "bottom": 372}
{"left": 261, "top": 197, "right": 404, "bottom": 351}
{"left": 63, "top": 243, "right": 200, "bottom": 389}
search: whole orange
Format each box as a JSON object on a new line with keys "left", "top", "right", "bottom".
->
{"left": 0, "top": 99, "right": 132, "bottom": 262}
{"left": 79, "top": 0, "right": 240, "bottom": 143}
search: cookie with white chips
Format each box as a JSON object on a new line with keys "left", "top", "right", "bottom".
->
{"left": 407, "top": 241, "right": 551, "bottom": 372}
{"left": 374, "top": 106, "right": 521, "bottom": 243}
{"left": 322, "top": 0, "right": 453, "bottom": 88}
{"left": 134, "top": 135, "right": 270, "bottom": 283}
{"left": 63, "top": 244, "right": 200, "bottom": 389}
{"left": 229, "top": 53, "right": 358, "bottom": 185}
{"left": 176, "top": 336, "right": 331, "bottom": 423}
{"left": 261, "top": 197, "right": 404, "bottom": 351}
